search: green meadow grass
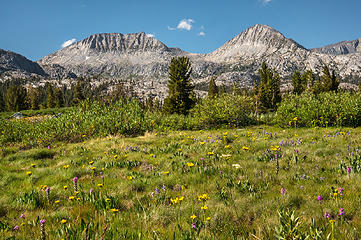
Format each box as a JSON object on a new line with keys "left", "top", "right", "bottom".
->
{"left": 1, "top": 126, "right": 361, "bottom": 239}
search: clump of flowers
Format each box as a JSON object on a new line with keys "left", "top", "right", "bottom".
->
{"left": 317, "top": 195, "right": 323, "bottom": 204}
{"left": 72, "top": 177, "right": 78, "bottom": 192}
{"left": 40, "top": 219, "right": 46, "bottom": 240}
{"left": 338, "top": 208, "right": 345, "bottom": 216}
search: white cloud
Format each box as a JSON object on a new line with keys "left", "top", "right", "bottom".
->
{"left": 177, "top": 19, "right": 194, "bottom": 31}
{"left": 61, "top": 38, "right": 76, "bottom": 48}
{"left": 146, "top": 33, "right": 155, "bottom": 38}
{"left": 262, "top": 0, "right": 272, "bottom": 4}
{"left": 198, "top": 31, "right": 206, "bottom": 36}
{"left": 167, "top": 26, "right": 176, "bottom": 31}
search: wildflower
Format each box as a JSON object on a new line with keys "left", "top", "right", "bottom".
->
{"left": 111, "top": 208, "right": 119, "bottom": 213}
{"left": 280, "top": 188, "right": 285, "bottom": 195}
{"left": 201, "top": 205, "right": 208, "bottom": 210}
{"left": 89, "top": 161, "right": 94, "bottom": 165}
{"left": 72, "top": 177, "right": 78, "bottom": 192}
{"left": 242, "top": 146, "right": 250, "bottom": 151}
{"left": 63, "top": 165, "right": 70, "bottom": 169}
{"left": 163, "top": 171, "right": 170, "bottom": 175}
{"left": 329, "top": 219, "right": 335, "bottom": 224}
{"left": 19, "top": 213, "right": 25, "bottom": 219}
{"left": 206, "top": 217, "right": 211, "bottom": 221}
{"left": 26, "top": 171, "right": 32, "bottom": 176}
{"left": 90, "top": 166, "right": 96, "bottom": 170}
{"left": 191, "top": 222, "right": 197, "bottom": 229}
{"left": 324, "top": 212, "right": 331, "bottom": 219}
{"left": 127, "top": 176, "right": 133, "bottom": 180}
{"left": 154, "top": 188, "right": 160, "bottom": 194}
{"left": 13, "top": 225, "right": 19, "bottom": 231}
{"left": 63, "top": 186, "right": 68, "bottom": 190}
{"left": 338, "top": 208, "right": 345, "bottom": 216}
{"left": 317, "top": 195, "right": 323, "bottom": 203}
{"left": 187, "top": 162, "right": 194, "bottom": 167}
{"left": 346, "top": 166, "right": 351, "bottom": 174}
{"left": 40, "top": 219, "right": 46, "bottom": 240}
{"left": 89, "top": 188, "right": 94, "bottom": 194}
{"left": 55, "top": 200, "right": 60, "bottom": 204}
{"left": 31, "top": 163, "right": 36, "bottom": 168}
{"left": 207, "top": 152, "right": 214, "bottom": 155}
{"left": 200, "top": 142, "right": 205, "bottom": 145}
{"left": 198, "top": 194, "right": 209, "bottom": 202}
{"left": 69, "top": 196, "right": 75, "bottom": 200}
{"left": 162, "top": 184, "right": 167, "bottom": 191}
{"left": 338, "top": 188, "right": 344, "bottom": 196}
{"left": 60, "top": 219, "right": 67, "bottom": 224}
{"left": 232, "top": 164, "right": 241, "bottom": 169}
{"left": 190, "top": 214, "right": 197, "bottom": 220}
{"left": 106, "top": 198, "right": 111, "bottom": 202}
{"left": 224, "top": 145, "right": 232, "bottom": 149}
{"left": 98, "top": 183, "right": 103, "bottom": 188}
{"left": 270, "top": 146, "right": 281, "bottom": 151}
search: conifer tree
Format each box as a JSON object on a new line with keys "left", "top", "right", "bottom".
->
{"left": 72, "top": 81, "right": 85, "bottom": 105}
{"left": 208, "top": 77, "right": 219, "bottom": 98}
{"left": 291, "top": 71, "right": 307, "bottom": 94}
{"left": 257, "top": 62, "right": 281, "bottom": 111}
{"left": 321, "top": 65, "right": 339, "bottom": 92}
{"left": 46, "top": 84, "right": 57, "bottom": 108}
{"left": 163, "top": 56, "right": 194, "bottom": 114}
{"left": 27, "top": 85, "right": 41, "bottom": 110}
{"left": 220, "top": 84, "right": 226, "bottom": 95}
{"left": 5, "top": 84, "right": 27, "bottom": 111}
{"left": 54, "top": 87, "right": 64, "bottom": 108}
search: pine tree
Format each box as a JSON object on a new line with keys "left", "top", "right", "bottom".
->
{"left": 46, "top": 84, "right": 57, "bottom": 108}
{"left": 208, "top": 77, "right": 219, "bottom": 98}
{"left": 5, "top": 84, "right": 27, "bottom": 111}
{"left": 163, "top": 56, "right": 194, "bottom": 115}
{"left": 319, "top": 65, "right": 339, "bottom": 92}
{"left": 291, "top": 71, "right": 307, "bottom": 95}
{"left": 257, "top": 62, "right": 281, "bottom": 111}
{"left": 54, "top": 87, "right": 64, "bottom": 108}
{"left": 27, "top": 85, "right": 41, "bottom": 110}
{"left": 220, "top": 84, "right": 226, "bottom": 95}
{"left": 72, "top": 81, "right": 85, "bottom": 105}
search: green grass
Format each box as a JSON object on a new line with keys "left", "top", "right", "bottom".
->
{"left": 1, "top": 126, "right": 361, "bottom": 239}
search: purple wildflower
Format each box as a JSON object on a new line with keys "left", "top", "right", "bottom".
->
{"left": 19, "top": 213, "right": 25, "bottom": 219}
{"left": 89, "top": 188, "right": 94, "bottom": 194}
{"left": 162, "top": 184, "right": 166, "bottom": 191}
{"left": 317, "top": 195, "right": 323, "bottom": 203}
{"left": 73, "top": 177, "right": 78, "bottom": 192}
{"left": 324, "top": 212, "right": 330, "bottom": 219}
{"left": 280, "top": 188, "right": 285, "bottom": 195}
{"left": 338, "top": 208, "right": 345, "bottom": 216}
{"left": 346, "top": 166, "right": 351, "bottom": 174}
{"left": 191, "top": 223, "right": 197, "bottom": 229}
{"left": 200, "top": 157, "right": 204, "bottom": 161}
{"left": 154, "top": 188, "right": 160, "bottom": 194}
{"left": 338, "top": 188, "right": 344, "bottom": 196}
{"left": 47, "top": 145, "right": 50, "bottom": 150}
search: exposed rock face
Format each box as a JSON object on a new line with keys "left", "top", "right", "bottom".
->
{"left": 312, "top": 38, "right": 360, "bottom": 55}
{"left": 1, "top": 25, "right": 361, "bottom": 99}
{"left": 0, "top": 48, "right": 46, "bottom": 76}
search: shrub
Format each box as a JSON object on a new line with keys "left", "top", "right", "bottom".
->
{"left": 190, "top": 94, "right": 256, "bottom": 129}
{"left": 274, "top": 91, "right": 361, "bottom": 127}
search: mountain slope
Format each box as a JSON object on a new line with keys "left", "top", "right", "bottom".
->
{"left": 0, "top": 48, "right": 46, "bottom": 76}
{"left": 312, "top": 38, "right": 361, "bottom": 55}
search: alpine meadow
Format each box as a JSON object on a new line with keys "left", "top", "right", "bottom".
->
{"left": 1, "top": 1, "right": 361, "bottom": 239}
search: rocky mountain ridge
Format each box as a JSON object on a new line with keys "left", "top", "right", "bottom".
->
{"left": 1, "top": 24, "right": 361, "bottom": 98}
{"left": 312, "top": 38, "right": 361, "bottom": 55}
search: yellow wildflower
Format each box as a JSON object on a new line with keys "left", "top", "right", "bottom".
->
{"left": 190, "top": 214, "right": 197, "bottom": 220}
{"left": 225, "top": 145, "right": 232, "bottom": 149}
{"left": 127, "top": 176, "right": 133, "bottom": 180}
{"left": 89, "top": 161, "right": 94, "bottom": 165}
{"left": 63, "top": 186, "right": 68, "bottom": 190}
{"left": 163, "top": 171, "right": 170, "bottom": 175}
{"left": 242, "top": 146, "right": 250, "bottom": 151}
{"left": 63, "top": 165, "right": 70, "bottom": 169}
{"left": 60, "top": 219, "right": 67, "bottom": 224}
{"left": 206, "top": 217, "right": 211, "bottom": 221}
{"left": 111, "top": 208, "right": 119, "bottom": 213}
{"left": 68, "top": 196, "right": 75, "bottom": 200}
{"left": 98, "top": 184, "right": 103, "bottom": 188}
{"left": 207, "top": 152, "right": 215, "bottom": 155}
{"left": 187, "top": 162, "right": 194, "bottom": 167}
{"left": 55, "top": 200, "right": 60, "bottom": 204}
{"left": 201, "top": 205, "right": 208, "bottom": 210}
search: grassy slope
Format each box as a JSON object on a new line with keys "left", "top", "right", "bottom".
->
{"left": 1, "top": 126, "right": 361, "bottom": 239}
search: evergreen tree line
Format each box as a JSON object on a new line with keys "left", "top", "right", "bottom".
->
{"left": 0, "top": 57, "right": 357, "bottom": 114}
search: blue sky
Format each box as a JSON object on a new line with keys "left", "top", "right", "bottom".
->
{"left": 1, "top": 0, "right": 361, "bottom": 61}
